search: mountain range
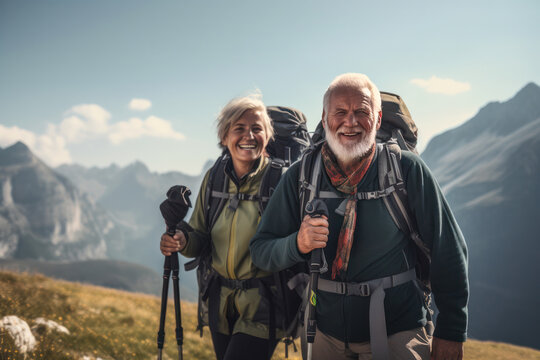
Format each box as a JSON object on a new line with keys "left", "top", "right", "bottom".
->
{"left": 0, "top": 142, "right": 110, "bottom": 260}
{"left": 55, "top": 159, "right": 208, "bottom": 267}
{"left": 0, "top": 141, "right": 208, "bottom": 300}
{"left": 1, "top": 82, "right": 539, "bottom": 349}
{"left": 421, "top": 82, "right": 540, "bottom": 349}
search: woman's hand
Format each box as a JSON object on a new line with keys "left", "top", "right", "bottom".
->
{"left": 160, "top": 230, "right": 187, "bottom": 256}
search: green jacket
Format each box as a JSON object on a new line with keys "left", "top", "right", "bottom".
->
{"left": 250, "top": 148, "right": 469, "bottom": 343}
{"left": 182, "top": 156, "right": 278, "bottom": 339}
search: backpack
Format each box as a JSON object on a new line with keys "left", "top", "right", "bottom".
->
{"left": 184, "top": 105, "right": 310, "bottom": 356}
{"left": 299, "top": 91, "right": 432, "bottom": 307}
{"left": 266, "top": 106, "right": 311, "bottom": 167}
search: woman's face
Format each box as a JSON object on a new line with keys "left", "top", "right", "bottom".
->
{"left": 222, "top": 109, "right": 269, "bottom": 170}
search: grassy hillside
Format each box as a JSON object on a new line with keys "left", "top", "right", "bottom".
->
{"left": 0, "top": 259, "right": 161, "bottom": 295}
{"left": 1, "top": 271, "right": 539, "bottom": 360}
{"left": 0, "top": 258, "right": 197, "bottom": 302}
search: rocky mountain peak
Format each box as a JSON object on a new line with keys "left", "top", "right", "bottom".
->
{"left": 422, "top": 82, "right": 540, "bottom": 166}
{"left": 0, "top": 141, "right": 109, "bottom": 260}
{"left": 514, "top": 81, "right": 540, "bottom": 99}
{"left": 0, "top": 141, "right": 35, "bottom": 167}
{"left": 420, "top": 81, "right": 540, "bottom": 349}
{"left": 123, "top": 160, "right": 150, "bottom": 176}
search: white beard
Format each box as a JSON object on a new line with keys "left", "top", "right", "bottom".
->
{"left": 325, "top": 122, "right": 377, "bottom": 164}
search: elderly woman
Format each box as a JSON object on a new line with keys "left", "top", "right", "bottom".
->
{"left": 160, "top": 95, "right": 279, "bottom": 360}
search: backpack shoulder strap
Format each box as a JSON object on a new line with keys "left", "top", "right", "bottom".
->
{"left": 378, "top": 143, "right": 431, "bottom": 262}
{"left": 298, "top": 143, "right": 325, "bottom": 220}
{"left": 258, "top": 157, "right": 285, "bottom": 214}
{"left": 185, "top": 154, "right": 228, "bottom": 272}
{"left": 205, "top": 153, "right": 230, "bottom": 231}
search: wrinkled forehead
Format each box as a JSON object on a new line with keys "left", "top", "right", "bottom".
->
{"left": 329, "top": 86, "right": 373, "bottom": 109}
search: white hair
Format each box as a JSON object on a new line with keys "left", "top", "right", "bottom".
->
{"left": 323, "top": 73, "right": 380, "bottom": 162}
{"left": 322, "top": 73, "right": 382, "bottom": 122}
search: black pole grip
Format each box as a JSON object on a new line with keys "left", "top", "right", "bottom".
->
{"left": 305, "top": 199, "right": 329, "bottom": 344}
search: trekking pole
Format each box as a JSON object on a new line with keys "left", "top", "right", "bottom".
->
{"left": 304, "top": 199, "right": 329, "bottom": 360}
{"left": 171, "top": 251, "right": 183, "bottom": 360}
{"left": 157, "top": 254, "right": 172, "bottom": 360}
{"left": 158, "top": 186, "right": 192, "bottom": 360}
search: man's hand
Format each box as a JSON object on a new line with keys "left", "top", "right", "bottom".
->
{"left": 297, "top": 215, "right": 329, "bottom": 254}
{"left": 160, "top": 230, "right": 187, "bottom": 256}
{"left": 431, "top": 337, "right": 464, "bottom": 360}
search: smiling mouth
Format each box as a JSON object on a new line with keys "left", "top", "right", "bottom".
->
{"left": 238, "top": 144, "right": 257, "bottom": 149}
{"left": 339, "top": 132, "right": 362, "bottom": 137}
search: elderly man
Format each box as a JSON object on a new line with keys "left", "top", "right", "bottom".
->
{"left": 250, "top": 73, "right": 468, "bottom": 360}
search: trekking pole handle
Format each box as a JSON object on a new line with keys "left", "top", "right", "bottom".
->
{"left": 305, "top": 199, "right": 329, "bottom": 349}
{"left": 166, "top": 225, "right": 176, "bottom": 237}
{"left": 305, "top": 199, "right": 329, "bottom": 219}
{"left": 306, "top": 199, "right": 328, "bottom": 274}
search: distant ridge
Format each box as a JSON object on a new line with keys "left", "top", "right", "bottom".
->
{"left": 420, "top": 82, "right": 540, "bottom": 349}
{"left": 422, "top": 82, "right": 540, "bottom": 166}
{"left": 55, "top": 158, "right": 205, "bottom": 284}
{"left": 0, "top": 258, "right": 163, "bottom": 296}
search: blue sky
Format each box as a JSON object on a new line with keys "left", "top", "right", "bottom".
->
{"left": 1, "top": 0, "right": 538, "bottom": 174}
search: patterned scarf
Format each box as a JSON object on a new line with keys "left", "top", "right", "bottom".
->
{"left": 321, "top": 143, "right": 376, "bottom": 280}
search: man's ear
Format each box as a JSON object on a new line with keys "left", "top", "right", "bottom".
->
{"left": 322, "top": 111, "right": 326, "bottom": 128}
{"left": 376, "top": 110, "right": 382, "bottom": 130}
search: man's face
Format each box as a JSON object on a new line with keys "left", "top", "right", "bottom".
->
{"left": 324, "top": 87, "right": 381, "bottom": 163}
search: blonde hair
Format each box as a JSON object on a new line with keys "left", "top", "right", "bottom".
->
{"left": 216, "top": 93, "right": 274, "bottom": 150}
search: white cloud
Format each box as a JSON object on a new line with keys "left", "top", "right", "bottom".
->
{"left": 36, "top": 131, "right": 72, "bottom": 166}
{"left": 0, "top": 125, "right": 37, "bottom": 148}
{"left": 0, "top": 124, "right": 71, "bottom": 167}
{"left": 1, "top": 103, "right": 184, "bottom": 167}
{"left": 53, "top": 104, "right": 111, "bottom": 144}
{"left": 66, "top": 104, "right": 111, "bottom": 134}
{"left": 59, "top": 116, "right": 87, "bottom": 142}
{"left": 128, "top": 98, "right": 152, "bottom": 111}
{"left": 410, "top": 76, "right": 471, "bottom": 95}
{"left": 109, "top": 116, "right": 185, "bottom": 144}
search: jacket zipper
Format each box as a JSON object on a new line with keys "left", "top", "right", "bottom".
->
{"left": 227, "top": 197, "right": 239, "bottom": 279}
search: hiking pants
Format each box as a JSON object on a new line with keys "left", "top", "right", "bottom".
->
{"left": 304, "top": 327, "right": 432, "bottom": 360}
{"left": 211, "top": 330, "right": 278, "bottom": 360}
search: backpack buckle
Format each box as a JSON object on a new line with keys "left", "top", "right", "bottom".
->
{"left": 347, "top": 283, "right": 371, "bottom": 297}
{"left": 367, "top": 192, "right": 378, "bottom": 200}
{"left": 228, "top": 196, "right": 240, "bottom": 211}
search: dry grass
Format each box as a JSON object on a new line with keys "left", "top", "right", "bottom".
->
{"left": 0, "top": 270, "right": 299, "bottom": 360}
{"left": 464, "top": 339, "right": 540, "bottom": 360}
{"left": 1, "top": 270, "right": 537, "bottom": 360}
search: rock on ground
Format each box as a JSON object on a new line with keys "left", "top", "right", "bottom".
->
{"left": 0, "top": 315, "right": 37, "bottom": 353}
{"left": 32, "top": 317, "right": 70, "bottom": 335}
